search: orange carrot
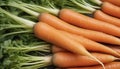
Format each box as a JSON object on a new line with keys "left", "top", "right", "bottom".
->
{"left": 94, "top": 10, "right": 120, "bottom": 27}
{"left": 106, "top": 45, "right": 120, "bottom": 54}
{"left": 110, "top": 47, "right": 120, "bottom": 54}
{"left": 59, "top": 9, "right": 120, "bottom": 36}
{"left": 34, "top": 22, "right": 104, "bottom": 68}
{"left": 63, "top": 62, "right": 120, "bottom": 69}
{"left": 101, "top": 2, "right": 120, "bottom": 18}
{"left": 52, "top": 45, "right": 67, "bottom": 53}
{"left": 39, "top": 13, "right": 120, "bottom": 45}
{"left": 59, "top": 30, "right": 120, "bottom": 57}
{"left": 101, "top": 0, "right": 120, "bottom": 6}
{"left": 53, "top": 52, "right": 119, "bottom": 67}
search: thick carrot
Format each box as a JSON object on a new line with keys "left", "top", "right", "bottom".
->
{"left": 101, "top": 0, "right": 120, "bottom": 6}
{"left": 34, "top": 22, "right": 105, "bottom": 68}
{"left": 53, "top": 52, "right": 119, "bottom": 67}
{"left": 94, "top": 10, "right": 120, "bottom": 27}
{"left": 59, "top": 9, "right": 120, "bottom": 36}
{"left": 101, "top": 2, "right": 120, "bottom": 18}
{"left": 63, "top": 62, "right": 120, "bottom": 69}
{"left": 59, "top": 30, "right": 120, "bottom": 57}
{"left": 39, "top": 13, "right": 120, "bottom": 45}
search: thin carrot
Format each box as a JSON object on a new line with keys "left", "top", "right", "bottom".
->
{"left": 59, "top": 9, "right": 120, "bottom": 37}
{"left": 110, "top": 47, "right": 120, "bottom": 54}
{"left": 101, "top": 0, "right": 120, "bottom": 6}
{"left": 33, "top": 22, "right": 105, "bottom": 69}
{"left": 63, "top": 62, "right": 120, "bottom": 69}
{"left": 53, "top": 52, "right": 119, "bottom": 67}
{"left": 87, "top": 1, "right": 120, "bottom": 18}
{"left": 59, "top": 30, "right": 120, "bottom": 57}
{"left": 106, "top": 45, "right": 120, "bottom": 54}
{"left": 39, "top": 13, "right": 120, "bottom": 45}
{"left": 94, "top": 10, "right": 120, "bottom": 27}
{"left": 101, "top": 2, "right": 120, "bottom": 18}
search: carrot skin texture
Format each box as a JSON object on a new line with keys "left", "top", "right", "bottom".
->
{"left": 34, "top": 22, "right": 92, "bottom": 56}
{"left": 59, "top": 9, "right": 120, "bottom": 37}
{"left": 63, "top": 62, "right": 120, "bottom": 69}
{"left": 53, "top": 52, "right": 117, "bottom": 67}
{"left": 60, "top": 30, "right": 120, "bottom": 57}
{"left": 39, "top": 13, "right": 120, "bottom": 45}
{"left": 101, "top": 0, "right": 120, "bottom": 6}
{"left": 107, "top": 45, "right": 120, "bottom": 54}
{"left": 94, "top": 10, "right": 120, "bottom": 27}
{"left": 52, "top": 45, "right": 67, "bottom": 53}
{"left": 101, "top": 2, "right": 120, "bottom": 18}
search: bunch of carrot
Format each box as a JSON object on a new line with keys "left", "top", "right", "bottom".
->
{"left": 1, "top": 0, "right": 120, "bottom": 69}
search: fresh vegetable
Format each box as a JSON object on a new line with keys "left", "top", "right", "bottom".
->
{"left": 2, "top": 51, "right": 118, "bottom": 68}
{"left": 1, "top": 0, "right": 120, "bottom": 69}
{"left": 101, "top": 0, "right": 120, "bottom": 7}
{"left": 83, "top": 0, "right": 120, "bottom": 18}
{"left": 8, "top": 0, "right": 120, "bottom": 37}
{"left": 59, "top": 30, "right": 120, "bottom": 57}
{"left": 0, "top": 7, "right": 104, "bottom": 68}
{"left": 60, "top": 0, "right": 120, "bottom": 27}
{"left": 53, "top": 52, "right": 119, "bottom": 67}
{"left": 61, "top": 62, "right": 120, "bottom": 69}
{"left": 59, "top": 9, "right": 120, "bottom": 37}
{"left": 40, "top": 13, "right": 120, "bottom": 45}
{"left": 101, "top": 2, "right": 120, "bottom": 18}
{"left": 34, "top": 22, "right": 105, "bottom": 69}
{"left": 94, "top": 10, "right": 120, "bottom": 27}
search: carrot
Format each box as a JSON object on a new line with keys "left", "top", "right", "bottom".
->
{"left": 87, "top": 1, "right": 120, "bottom": 18}
{"left": 106, "top": 45, "right": 120, "bottom": 54}
{"left": 53, "top": 52, "right": 119, "bottom": 67}
{"left": 52, "top": 45, "right": 67, "bottom": 53}
{"left": 52, "top": 44, "right": 120, "bottom": 56}
{"left": 10, "top": 1, "right": 120, "bottom": 36}
{"left": 39, "top": 13, "right": 120, "bottom": 45}
{"left": 94, "top": 10, "right": 120, "bottom": 27}
{"left": 61, "top": 1, "right": 120, "bottom": 27}
{"left": 63, "top": 62, "right": 120, "bottom": 69}
{"left": 110, "top": 47, "right": 120, "bottom": 54}
{"left": 101, "top": 2, "right": 120, "bottom": 18}
{"left": 34, "top": 22, "right": 105, "bottom": 69}
{"left": 59, "top": 30, "right": 120, "bottom": 57}
{"left": 101, "top": 0, "right": 120, "bottom": 6}
{"left": 59, "top": 9, "right": 120, "bottom": 37}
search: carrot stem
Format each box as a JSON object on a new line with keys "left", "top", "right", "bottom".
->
{"left": 0, "top": 30, "right": 32, "bottom": 39}
{"left": 81, "top": 0, "right": 101, "bottom": 9}
{"left": 70, "top": 0, "right": 96, "bottom": 13}
{"left": 89, "top": 0, "right": 102, "bottom": 5}
{"left": 0, "top": 7, "right": 35, "bottom": 28}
